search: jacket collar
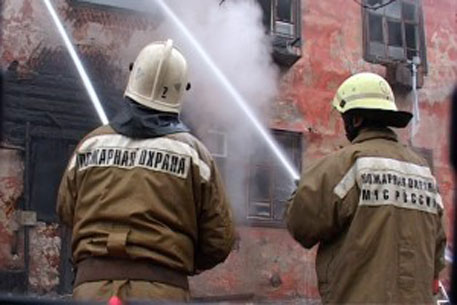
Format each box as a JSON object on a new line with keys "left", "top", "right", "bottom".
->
{"left": 352, "top": 127, "right": 398, "bottom": 144}
{"left": 110, "top": 99, "right": 189, "bottom": 139}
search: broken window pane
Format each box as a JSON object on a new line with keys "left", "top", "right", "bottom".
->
{"left": 388, "top": 21, "right": 403, "bottom": 47}
{"left": 403, "top": 2, "right": 417, "bottom": 21}
{"left": 277, "top": 0, "right": 293, "bottom": 22}
{"left": 369, "top": 14, "right": 384, "bottom": 43}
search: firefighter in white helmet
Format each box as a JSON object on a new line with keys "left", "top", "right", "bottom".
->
{"left": 287, "top": 72, "right": 446, "bottom": 304}
{"left": 57, "top": 40, "right": 235, "bottom": 302}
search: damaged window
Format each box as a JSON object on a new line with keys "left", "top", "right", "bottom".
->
{"left": 26, "top": 132, "right": 78, "bottom": 223}
{"left": 258, "top": 0, "right": 300, "bottom": 37}
{"left": 257, "top": 0, "right": 302, "bottom": 66}
{"left": 363, "top": 0, "right": 427, "bottom": 68}
{"left": 248, "top": 130, "right": 302, "bottom": 226}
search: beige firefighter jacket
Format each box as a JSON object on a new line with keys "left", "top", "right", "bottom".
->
{"left": 57, "top": 125, "right": 235, "bottom": 276}
{"left": 287, "top": 128, "right": 446, "bottom": 304}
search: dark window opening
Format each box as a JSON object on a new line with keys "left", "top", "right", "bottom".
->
{"left": 247, "top": 130, "right": 302, "bottom": 226}
{"left": 26, "top": 132, "right": 78, "bottom": 223}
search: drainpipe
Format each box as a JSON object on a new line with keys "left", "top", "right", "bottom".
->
{"left": 450, "top": 86, "right": 457, "bottom": 304}
{"left": 409, "top": 56, "right": 421, "bottom": 143}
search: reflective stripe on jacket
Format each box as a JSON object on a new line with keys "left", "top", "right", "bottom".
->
{"left": 287, "top": 128, "right": 446, "bottom": 304}
{"left": 57, "top": 125, "right": 235, "bottom": 275}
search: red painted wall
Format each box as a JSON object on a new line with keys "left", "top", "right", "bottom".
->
{"left": 0, "top": 0, "right": 456, "bottom": 301}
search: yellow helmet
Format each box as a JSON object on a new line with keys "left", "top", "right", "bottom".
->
{"left": 332, "top": 72, "right": 412, "bottom": 128}
{"left": 124, "top": 40, "right": 189, "bottom": 114}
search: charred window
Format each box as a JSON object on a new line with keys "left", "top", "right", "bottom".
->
{"left": 257, "top": 0, "right": 302, "bottom": 66}
{"left": 363, "top": 0, "right": 427, "bottom": 69}
{"left": 27, "top": 134, "right": 77, "bottom": 223}
{"left": 247, "top": 130, "right": 302, "bottom": 226}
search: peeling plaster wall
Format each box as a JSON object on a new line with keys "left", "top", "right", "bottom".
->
{"left": 0, "top": 149, "right": 24, "bottom": 270}
{"left": 190, "top": 227, "right": 319, "bottom": 301}
{"left": 28, "top": 223, "right": 61, "bottom": 294}
{"left": 0, "top": 0, "right": 456, "bottom": 301}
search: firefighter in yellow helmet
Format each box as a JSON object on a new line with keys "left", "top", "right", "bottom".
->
{"left": 57, "top": 40, "right": 235, "bottom": 302}
{"left": 287, "top": 72, "right": 446, "bottom": 304}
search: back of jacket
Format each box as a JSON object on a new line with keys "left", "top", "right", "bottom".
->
{"left": 287, "top": 128, "right": 446, "bottom": 304}
{"left": 57, "top": 125, "right": 235, "bottom": 274}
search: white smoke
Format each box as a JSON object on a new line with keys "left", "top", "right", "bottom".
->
{"left": 151, "top": 0, "right": 278, "bottom": 122}
{"left": 146, "top": 0, "right": 280, "bottom": 218}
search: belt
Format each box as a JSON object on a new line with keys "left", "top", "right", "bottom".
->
{"left": 74, "top": 257, "right": 189, "bottom": 290}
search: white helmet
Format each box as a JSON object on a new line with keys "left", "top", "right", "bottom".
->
{"left": 124, "top": 40, "right": 189, "bottom": 114}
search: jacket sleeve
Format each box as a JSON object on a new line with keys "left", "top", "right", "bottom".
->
{"left": 194, "top": 159, "right": 235, "bottom": 271}
{"left": 56, "top": 155, "right": 78, "bottom": 227}
{"left": 286, "top": 155, "right": 356, "bottom": 249}
{"left": 434, "top": 206, "right": 447, "bottom": 279}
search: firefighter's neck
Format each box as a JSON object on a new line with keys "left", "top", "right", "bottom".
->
{"left": 344, "top": 114, "right": 364, "bottom": 142}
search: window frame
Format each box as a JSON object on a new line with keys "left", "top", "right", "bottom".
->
{"left": 260, "top": 0, "right": 301, "bottom": 39}
{"left": 362, "top": 0, "right": 428, "bottom": 72}
{"left": 257, "top": 0, "right": 302, "bottom": 66}
{"left": 206, "top": 129, "right": 228, "bottom": 158}
{"left": 246, "top": 129, "right": 302, "bottom": 228}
